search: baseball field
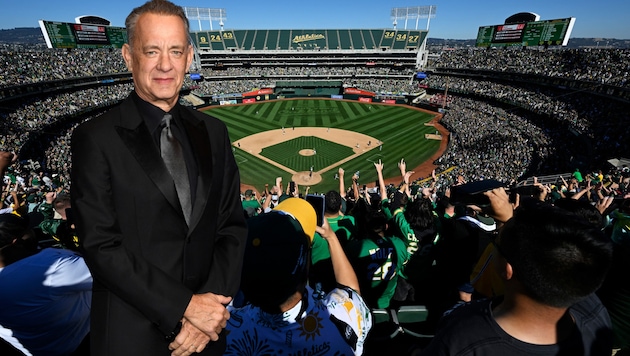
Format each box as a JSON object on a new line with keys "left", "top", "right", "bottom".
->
{"left": 203, "top": 98, "right": 444, "bottom": 194}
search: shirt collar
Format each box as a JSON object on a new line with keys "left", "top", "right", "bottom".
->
{"left": 132, "top": 91, "right": 180, "bottom": 135}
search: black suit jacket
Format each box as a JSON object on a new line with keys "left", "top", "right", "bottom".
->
{"left": 70, "top": 95, "right": 247, "bottom": 355}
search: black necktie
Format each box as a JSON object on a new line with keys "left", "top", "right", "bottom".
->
{"left": 160, "top": 114, "right": 192, "bottom": 226}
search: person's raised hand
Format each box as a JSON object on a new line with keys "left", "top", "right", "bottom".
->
{"left": 374, "top": 159, "right": 383, "bottom": 173}
{"left": 404, "top": 171, "right": 414, "bottom": 184}
{"left": 45, "top": 191, "right": 57, "bottom": 204}
{"left": 398, "top": 158, "right": 406, "bottom": 175}
{"left": 595, "top": 195, "right": 614, "bottom": 215}
{"left": 483, "top": 187, "right": 515, "bottom": 223}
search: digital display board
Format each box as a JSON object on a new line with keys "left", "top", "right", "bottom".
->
{"left": 39, "top": 20, "right": 128, "bottom": 49}
{"left": 476, "top": 17, "right": 575, "bottom": 48}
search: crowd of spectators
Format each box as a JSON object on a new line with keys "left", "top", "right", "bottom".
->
{"left": 421, "top": 75, "right": 630, "bottom": 175}
{"left": 0, "top": 46, "right": 627, "bottom": 209}
{"left": 1, "top": 84, "right": 133, "bottom": 133}
{"left": 0, "top": 45, "right": 126, "bottom": 88}
{"left": 433, "top": 96, "right": 546, "bottom": 182}
{"left": 201, "top": 65, "right": 414, "bottom": 78}
{"left": 188, "top": 77, "right": 418, "bottom": 97}
{"left": 1, "top": 44, "right": 630, "bottom": 355}
{"left": 238, "top": 157, "right": 630, "bottom": 355}
{"left": 430, "top": 47, "right": 630, "bottom": 87}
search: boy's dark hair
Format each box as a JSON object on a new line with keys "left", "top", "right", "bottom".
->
{"left": 324, "top": 190, "right": 342, "bottom": 215}
{"left": 404, "top": 197, "right": 435, "bottom": 231}
{"left": 366, "top": 210, "right": 388, "bottom": 236}
{"left": 499, "top": 203, "right": 613, "bottom": 308}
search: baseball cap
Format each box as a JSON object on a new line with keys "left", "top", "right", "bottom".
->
{"left": 241, "top": 205, "right": 313, "bottom": 312}
{"left": 244, "top": 189, "right": 253, "bottom": 197}
{"left": 273, "top": 197, "right": 317, "bottom": 241}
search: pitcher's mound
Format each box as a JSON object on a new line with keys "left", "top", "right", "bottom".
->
{"left": 292, "top": 171, "right": 322, "bottom": 185}
{"left": 299, "top": 149, "right": 316, "bottom": 156}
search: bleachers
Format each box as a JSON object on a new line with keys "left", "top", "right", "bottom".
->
{"left": 277, "top": 30, "right": 292, "bottom": 50}
{"left": 350, "top": 30, "right": 365, "bottom": 49}
{"left": 222, "top": 31, "right": 238, "bottom": 49}
{"left": 191, "top": 29, "right": 427, "bottom": 53}
{"left": 266, "top": 30, "right": 279, "bottom": 50}
{"left": 325, "top": 29, "right": 340, "bottom": 50}
{"left": 361, "top": 29, "right": 376, "bottom": 49}
{"left": 338, "top": 30, "right": 352, "bottom": 50}
{"left": 251, "top": 29, "right": 267, "bottom": 50}
{"left": 238, "top": 30, "right": 255, "bottom": 50}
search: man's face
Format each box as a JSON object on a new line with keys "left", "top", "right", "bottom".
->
{"left": 122, "top": 13, "right": 192, "bottom": 111}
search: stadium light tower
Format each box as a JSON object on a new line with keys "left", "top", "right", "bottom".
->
{"left": 390, "top": 6, "right": 437, "bottom": 70}
{"left": 183, "top": 7, "right": 226, "bottom": 31}
{"left": 390, "top": 6, "right": 436, "bottom": 30}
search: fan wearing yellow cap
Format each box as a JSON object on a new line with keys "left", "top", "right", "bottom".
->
{"left": 225, "top": 198, "right": 372, "bottom": 355}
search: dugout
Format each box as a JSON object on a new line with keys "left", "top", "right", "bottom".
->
{"left": 275, "top": 80, "right": 343, "bottom": 97}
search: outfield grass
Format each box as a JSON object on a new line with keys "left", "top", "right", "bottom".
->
{"left": 203, "top": 98, "right": 440, "bottom": 193}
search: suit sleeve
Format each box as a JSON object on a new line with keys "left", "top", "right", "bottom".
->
{"left": 199, "top": 123, "right": 247, "bottom": 297}
{"left": 70, "top": 122, "right": 192, "bottom": 336}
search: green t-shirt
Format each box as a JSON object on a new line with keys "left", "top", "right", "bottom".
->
{"left": 309, "top": 215, "right": 358, "bottom": 294}
{"left": 326, "top": 215, "right": 357, "bottom": 246}
{"left": 345, "top": 235, "right": 409, "bottom": 309}
{"left": 241, "top": 199, "right": 261, "bottom": 217}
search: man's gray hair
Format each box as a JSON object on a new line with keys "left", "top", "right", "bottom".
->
{"left": 125, "top": 0, "right": 190, "bottom": 48}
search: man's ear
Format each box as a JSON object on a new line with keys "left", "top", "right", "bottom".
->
{"left": 503, "top": 261, "right": 514, "bottom": 280}
{"left": 122, "top": 44, "right": 133, "bottom": 72}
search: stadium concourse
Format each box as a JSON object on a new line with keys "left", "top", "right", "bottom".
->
{"left": 1, "top": 41, "right": 630, "bottom": 355}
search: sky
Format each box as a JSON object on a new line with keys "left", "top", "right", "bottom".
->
{"left": 0, "top": 0, "right": 628, "bottom": 39}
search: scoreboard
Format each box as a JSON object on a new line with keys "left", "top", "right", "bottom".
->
{"left": 39, "top": 20, "right": 127, "bottom": 49}
{"left": 476, "top": 17, "right": 575, "bottom": 48}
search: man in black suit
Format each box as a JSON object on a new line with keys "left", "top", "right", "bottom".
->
{"left": 70, "top": 1, "right": 247, "bottom": 355}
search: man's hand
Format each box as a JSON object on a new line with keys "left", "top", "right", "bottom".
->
{"left": 403, "top": 171, "right": 414, "bottom": 185}
{"left": 483, "top": 187, "right": 515, "bottom": 223}
{"left": 45, "top": 191, "right": 57, "bottom": 204}
{"left": 373, "top": 159, "right": 383, "bottom": 173}
{"left": 595, "top": 195, "right": 614, "bottom": 215}
{"left": 183, "top": 292, "right": 231, "bottom": 342}
{"left": 398, "top": 158, "right": 406, "bottom": 175}
{"left": 169, "top": 319, "right": 211, "bottom": 356}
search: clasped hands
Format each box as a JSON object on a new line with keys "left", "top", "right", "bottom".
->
{"left": 168, "top": 292, "right": 232, "bottom": 356}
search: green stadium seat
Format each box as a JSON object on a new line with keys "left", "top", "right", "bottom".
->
{"left": 368, "top": 305, "right": 433, "bottom": 342}
{"left": 394, "top": 305, "right": 433, "bottom": 338}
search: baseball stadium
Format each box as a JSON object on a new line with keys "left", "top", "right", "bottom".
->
{"left": 1, "top": 3, "right": 630, "bottom": 356}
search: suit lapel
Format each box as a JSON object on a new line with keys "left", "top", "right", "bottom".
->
{"left": 114, "top": 97, "right": 182, "bottom": 217}
{"left": 181, "top": 110, "right": 213, "bottom": 234}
